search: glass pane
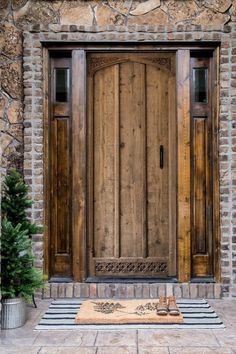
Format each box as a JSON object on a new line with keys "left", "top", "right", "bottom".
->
{"left": 193, "top": 68, "right": 208, "bottom": 103}
{"left": 55, "top": 68, "right": 69, "bottom": 102}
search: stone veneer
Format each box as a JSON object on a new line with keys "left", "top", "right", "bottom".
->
{"left": 1, "top": 1, "right": 236, "bottom": 298}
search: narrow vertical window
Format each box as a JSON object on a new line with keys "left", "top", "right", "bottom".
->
{"left": 55, "top": 68, "right": 70, "bottom": 102}
{"left": 193, "top": 68, "right": 208, "bottom": 103}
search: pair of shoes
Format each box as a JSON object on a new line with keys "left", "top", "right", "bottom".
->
{"left": 157, "top": 296, "right": 180, "bottom": 316}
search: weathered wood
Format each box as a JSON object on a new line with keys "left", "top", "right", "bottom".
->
{"left": 190, "top": 56, "right": 214, "bottom": 278}
{"left": 119, "top": 61, "right": 146, "bottom": 258}
{"left": 45, "top": 46, "right": 219, "bottom": 282}
{"left": 93, "top": 66, "right": 117, "bottom": 257}
{"left": 72, "top": 50, "right": 86, "bottom": 281}
{"left": 49, "top": 57, "right": 72, "bottom": 278}
{"left": 114, "top": 65, "right": 120, "bottom": 259}
{"left": 177, "top": 50, "right": 191, "bottom": 282}
{"left": 87, "top": 52, "right": 176, "bottom": 278}
{"left": 193, "top": 118, "right": 207, "bottom": 254}
{"left": 146, "top": 66, "right": 170, "bottom": 259}
{"left": 168, "top": 65, "right": 177, "bottom": 276}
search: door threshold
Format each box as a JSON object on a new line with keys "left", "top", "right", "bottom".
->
{"left": 85, "top": 277, "right": 178, "bottom": 283}
{"left": 191, "top": 277, "right": 215, "bottom": 283}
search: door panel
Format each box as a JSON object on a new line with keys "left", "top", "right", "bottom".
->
{"left": 190, "top": 56, "right": 213, "bottom": 277}
{"left": 87, "top": 53, "right": 176, "bottom": 278}
{"left": 49, "top": 57, "right": 72, "bottom": 278}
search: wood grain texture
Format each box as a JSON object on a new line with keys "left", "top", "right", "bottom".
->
{"left": 93, "top": 65, "right": 117, "bottom": 258}
{"left": 177, "top": 50, "right": 191, "bottom": 282}
{"left": 49, "top": 57, "right": 72, "bottom": 278}
{"left": 119, "top": 61, "right": 146, "bottom": 258}
{"left": 46, "top": 46, "right": 219, "bottom": 282}
{"left": 146, "top": 66, "right": 169, "bottom": 259}
{"left": 87, "top": 52, "right": 176, "bottom": 278}
{"left": 168, "top": 67, "right": 177, "bottom": 276}
{"left": 193, "top": 118, "right": 207, "bottom": 254}
{"left": 72, "top": 50, "right": 86, "bottom": 281}
{"left": 190, "top": 56, "right": 214, "bottom": 278}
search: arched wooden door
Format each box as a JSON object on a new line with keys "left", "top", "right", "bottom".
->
{"left": 86, "top": 53, "right": 177, "bottom": 278}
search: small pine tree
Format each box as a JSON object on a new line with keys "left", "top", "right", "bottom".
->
{"left": 1, "top": 169, "right": 44, "bottom": 301}
{"left": 1, "top": 220, "right": 43, "bottom": 301}
{"left": 2, "top": 169, "right": 41, "bottom": 235}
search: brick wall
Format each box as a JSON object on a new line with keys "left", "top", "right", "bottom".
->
{"left": 1, "top": 1, "right": 236, "bottom": 297}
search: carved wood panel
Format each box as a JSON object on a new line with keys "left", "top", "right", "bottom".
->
{"left": 87, "top": 54, "right": 173, "bottom": 77}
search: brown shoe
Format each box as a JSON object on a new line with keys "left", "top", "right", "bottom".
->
{"left": 157, "top": 296, "right": 168, "bottom": 316}
{"left": 168, "top": 296, "right": 180, "bottom": 316}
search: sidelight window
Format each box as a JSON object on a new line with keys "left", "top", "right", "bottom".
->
{"left": 55, "top": 68, "right": 70, "bottom": 102}
{"left": 193, "top": 67, "right": 208, "bottom": 103}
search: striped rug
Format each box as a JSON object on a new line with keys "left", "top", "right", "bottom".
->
{"left": 35, "top": 299, "right": 225, "bottom": 330}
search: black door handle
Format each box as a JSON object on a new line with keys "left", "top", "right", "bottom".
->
{"left": 160, "top": 145, "right": 164, "bottom": 169}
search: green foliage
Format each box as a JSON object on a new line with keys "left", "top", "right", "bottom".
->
{"left": 1, "top": 169, "right": 44, "bottom": 301}
{"left": 1, "top": 220, "right": 44, "bottom": 301}
{"left": 2, "top": 169, "right": 42, "bottom": 234}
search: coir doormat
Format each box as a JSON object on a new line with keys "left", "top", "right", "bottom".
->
{"left": 35, "top": 299, "right": 225, "bottom": 330}
{"left": 75, "top": 299, "right": 183, "bottom": 324}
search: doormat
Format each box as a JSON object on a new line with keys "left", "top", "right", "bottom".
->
{"left": 35, "top": 299, "right": 224, "bottom": 330}
{"left": 75, "top": 299, "right": 183, "bottom": 324}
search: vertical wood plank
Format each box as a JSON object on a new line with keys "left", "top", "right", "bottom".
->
{"left": 177, "top": 50, "right": 191, "bottom": 282}
{"left": 87, "top": 68, "right": 94, "bottom": 274}
{"left": 56, "top": 118, "right": 70, "bottom": 253}
{"left": 119, "top": 61, "right": 146, "bottom": 257}
{"left": 146, "top": 67, "right": 169, "bottom": 258}
{"left": 193, "top": 118, "right": 207, "bottom": 254}
{"left": 72, "top": 50, "right": 86, "bottom": 281}
{"left": 114, "top": 65, "right": 120, "bottom": 258}
{"left": 50, "top": 115, "right": 57, "bottom": 275}
{"left": 93, "top": 66, "right": 116, "bottom": 258}
{"left": 168, "top": 64, "right": 177, "bottom": 276}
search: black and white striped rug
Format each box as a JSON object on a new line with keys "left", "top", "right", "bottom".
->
{"left": 35, "top": 299, "right": 225, "bottom": 330}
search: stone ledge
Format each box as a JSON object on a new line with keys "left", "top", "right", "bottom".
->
{"left": 22, "top": 24, "right": 232, "bottom": 34}
{"left": 42, "top": 282, "right": 223, "bottom": 300}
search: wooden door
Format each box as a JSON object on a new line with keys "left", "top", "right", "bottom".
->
{"left": 87, "top": 53, "right": 177, "bottom": 278}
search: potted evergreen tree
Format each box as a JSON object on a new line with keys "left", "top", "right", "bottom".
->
{"left": 1, "top": 169, "right": 44, "bottom": 329}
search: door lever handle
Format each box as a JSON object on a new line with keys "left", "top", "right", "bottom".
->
{"left": 160, "top": 145, "right": 164, "bottom": 169}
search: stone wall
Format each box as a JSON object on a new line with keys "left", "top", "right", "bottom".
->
{"left": 1, "top": 0, "right": 234, "bottom": 170}
{"left": 1, "top": 0, "right": 236, "bottom": 297}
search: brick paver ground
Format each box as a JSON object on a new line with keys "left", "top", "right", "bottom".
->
{"left": 1, "top": 299, "right": 236, "bottom": 354}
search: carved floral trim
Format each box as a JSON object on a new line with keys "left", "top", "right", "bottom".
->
{"left": 87, "top": 56, "right": 172, "bottom": 76}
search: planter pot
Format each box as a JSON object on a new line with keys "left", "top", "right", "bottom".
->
{"left": 1, "top": 298, "right": 26, "bottom": 329}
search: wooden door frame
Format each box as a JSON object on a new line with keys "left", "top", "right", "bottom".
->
{"left": 43, "top": 43, "right": 220, "bottom": 283}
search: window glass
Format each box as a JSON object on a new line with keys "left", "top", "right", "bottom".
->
{"left": 55, "top": 68, "right": 69, "bottom": 102}
{"left": 193, "top": 68, "right": 208, "bottom": 103}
